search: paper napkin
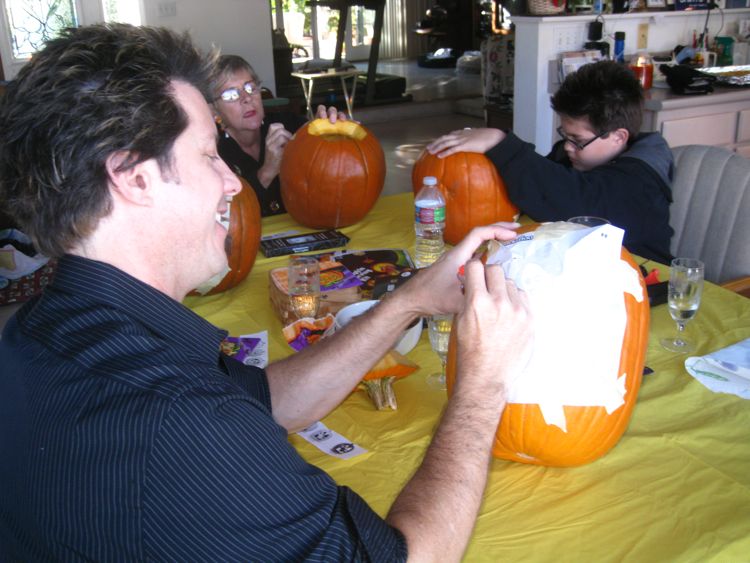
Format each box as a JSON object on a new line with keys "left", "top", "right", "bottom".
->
{"left": 685, "top": 337, "right": 750, "bottom": 399}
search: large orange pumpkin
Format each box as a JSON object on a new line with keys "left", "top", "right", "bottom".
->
{"left": 280, "top": 119, "right": 385, "bottom": 229}
{"left": 411, "top": 150, "right": 518, "bottom": 245}
{"left": 191, "top": 176, "right": 261, "bottom": 296}
{"left": 445, "top": 226, "right": 650, "bottom": 467}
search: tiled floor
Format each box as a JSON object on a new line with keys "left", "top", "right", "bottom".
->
{"left": 353, "top": 59, "right": 483, "bottom": 103}
{"left": 368, "top": 112, "right": 484, "bottom": 196}
{"left": 351, "top": 59, "right": 486, "bottom": 195}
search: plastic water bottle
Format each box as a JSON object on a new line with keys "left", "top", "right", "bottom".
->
{"left": 414, "top": 176, "right": 446, "bottom": 268}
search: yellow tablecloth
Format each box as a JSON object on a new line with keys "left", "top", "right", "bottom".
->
{"left": 184, "top": 193, "right": 750, "bottom": 562}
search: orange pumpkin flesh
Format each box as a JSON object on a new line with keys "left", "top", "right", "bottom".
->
{"left": 445, "top": 226, "right": 650, "bottom": 467}
{"left": 190, "top": 176, "right": 261, "bottom": 296}
{"left": 363, "top": 350, "right": 419, "bottom": 382}
{"left": 280, "top": 119, "right": 385, "bottom": 229}
{"left": 411, "top": 150, "right": 519, "bottom": 245}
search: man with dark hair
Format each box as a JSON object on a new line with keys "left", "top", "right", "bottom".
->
{"left": 428, "top": 60, "right": 674, "bottom": 263}
{"left": 0, "top": 24, "right": 533, "bottom": 561}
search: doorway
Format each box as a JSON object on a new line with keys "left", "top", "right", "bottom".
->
{"left": 270, "top": 1, "right": 373, "bottom": 63}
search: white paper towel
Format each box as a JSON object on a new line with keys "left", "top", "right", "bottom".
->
{"left": 685, "top": 338, "right": 750, "bottom": 399}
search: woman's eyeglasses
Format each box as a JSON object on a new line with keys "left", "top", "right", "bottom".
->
{"left": 216, "top": 81, "right": 262, "bottom": 103}
{"left": 556, "top": 126, "right": 608, "bottom": 151}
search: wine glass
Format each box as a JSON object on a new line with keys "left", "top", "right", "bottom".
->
{"left": 288, "top": 256, "right": 320, "bottom": 320}
{"left": 427, "top": 314, "right": 453, "bottom": 390}
{"left": 660, "top": 258, "right": 704, "bottom": 353}
{"left": 567, "top": 216, "right": 610, "bottom": 227}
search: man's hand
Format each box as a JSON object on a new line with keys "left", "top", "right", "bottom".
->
{"left": 386, "top": 254, "right": 532, "bottom": 562}
{"left": 399, "top": 223, "right": 520, "bottom": 320}
{"left": 426, "top": 127, "right": 506, "bottom": 158}
{"left": 453, "top": 258, "right": 533, "bottom": 400}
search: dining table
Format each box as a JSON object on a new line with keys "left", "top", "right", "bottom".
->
{"left": 184, "top": 191, "right": 750, "bottom": 562}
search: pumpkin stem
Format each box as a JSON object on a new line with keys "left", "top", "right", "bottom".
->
{"left": 363, "top": 380, "right": 386, "bottom": 410}
{"left": 362, "top": 378, "right": 399, "bottom": 410}
{"left": 382, "top": 377, "right": 398, "bottom": 410}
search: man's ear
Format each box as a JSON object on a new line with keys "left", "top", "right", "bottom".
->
{"left": 105, "top": 151, "right": 155, "bottom": 206}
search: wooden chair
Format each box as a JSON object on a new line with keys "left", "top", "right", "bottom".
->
{"left": 670, "top": 145, "right": 750, "bottom": 297}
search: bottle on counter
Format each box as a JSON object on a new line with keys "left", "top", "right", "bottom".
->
{"left": 414, "top": 176, "right": 445, "bottom": 268}
{"left": 629, "top": 50, "right": 654, "bottom": 89}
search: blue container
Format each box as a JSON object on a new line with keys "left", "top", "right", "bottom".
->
{"left": 614, "top": 32, "right": 626, "bottom": 64}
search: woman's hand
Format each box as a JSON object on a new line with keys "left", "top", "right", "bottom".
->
{"left": 426, "top": 128, "right": 506, "bottom": 158}
{"left": 258, "top": 122, "right": 292, "bottom": 188}
{"left": 315, "top": 104, "right": 348, "bottom": 123}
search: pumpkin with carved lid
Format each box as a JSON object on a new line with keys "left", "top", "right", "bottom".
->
{"left": 280, "top": 119, "right": 385, "bottom": 228}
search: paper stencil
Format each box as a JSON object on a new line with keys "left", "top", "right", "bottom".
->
{"left": 487, "top": 223, "right": 644, "bottom": 431}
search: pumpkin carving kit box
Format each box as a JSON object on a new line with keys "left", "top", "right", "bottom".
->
{"left": 269, "top": 249, "right": 415, "bottom": 325}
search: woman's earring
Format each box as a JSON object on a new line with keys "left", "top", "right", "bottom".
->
{"left": 214, "top": 115, "right": 229, "bottom": 138}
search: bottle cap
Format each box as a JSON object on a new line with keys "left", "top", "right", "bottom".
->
{"left": 423, "top": 176, "right": 437, "bottom": 186}
{"left": 615, "top": 31, "right": 625, "bottom": 40}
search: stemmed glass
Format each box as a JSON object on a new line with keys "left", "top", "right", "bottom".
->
{"left": 660, "top": 258, "right": 704, "bottom": 353}
{"left": 567, "top": 216, "right": 610, "bottom": 227}
{"left": 288, "top": 256, "right": 320, "bottom": 320}
{"left": 427, "top": 314, "right": 453, "bottom": 390}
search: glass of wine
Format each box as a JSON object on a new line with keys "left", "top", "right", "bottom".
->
{"left": 567, "top": 216, "right": 610, "bottom": 227}
{"left": 427, "top": 314, "right": 453, "bottom": 390}
{"left": 288, "top": 256, "right": 320, "bottom": 320}
{"left": 660, "top": 258, "right": 704, "bottom": 354}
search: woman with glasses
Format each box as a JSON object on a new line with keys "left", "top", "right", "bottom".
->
{"left": 212, "top": 55, "right": 343, "bottom": 216}
{"left": 425, "top": 60, "right": 674, "bottom": 264}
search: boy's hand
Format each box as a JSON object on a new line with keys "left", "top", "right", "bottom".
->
{"left": 426, "top": 128, "right": 506, "bottom": 158}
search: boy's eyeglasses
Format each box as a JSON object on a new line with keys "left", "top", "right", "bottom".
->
{"left": 556, "top": 126, "right": 607, "bottom": 151}
{"left": 216, "top": 81, "right": 262, "bottom": 102}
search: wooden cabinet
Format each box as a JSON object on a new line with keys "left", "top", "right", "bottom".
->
{"left": 642, "top": 88, "right": 750, "bottom": 154}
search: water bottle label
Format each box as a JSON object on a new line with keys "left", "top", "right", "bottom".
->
{"left": 416, "top": 205, "right": 445, "bottom": 224}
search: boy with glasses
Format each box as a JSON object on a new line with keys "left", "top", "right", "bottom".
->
{"left": 427, "top": 60, "right": 674, "bottom": 263}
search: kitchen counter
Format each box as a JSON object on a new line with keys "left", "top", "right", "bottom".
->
{"left": 641, "top": 85, "right": 750, "bottom": 154}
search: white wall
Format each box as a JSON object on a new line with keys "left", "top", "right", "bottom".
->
{"left": 0, "top": 0, "right": 275, "bottom": 90}
{"left": 142, "top": 0, "right": 275, "bottom": 92}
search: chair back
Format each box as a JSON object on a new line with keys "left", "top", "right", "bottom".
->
{"left": 670, "top": 145, "right": 750, "bottom": 285}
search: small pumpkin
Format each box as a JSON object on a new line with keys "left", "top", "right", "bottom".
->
{"left": 280, "top": 119, "right": 385, "bottom": 229}
{"left": 191, "top": 176, "right": 261, "bottom": 295}
{"left": 445, "top": 225, "right": 650, "bottom": 467}
{"left": 411, "top": 150, "right": 518, "bottom": 245}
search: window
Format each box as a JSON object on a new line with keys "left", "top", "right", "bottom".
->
{"left": 102, "top": 0, "right": 140, "bottom": 26}
{"left": 1, "top": 0, "right": 143, "bottom": 79}
{"left": 5, "top": 0, "right": 78, "bottom": 60}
